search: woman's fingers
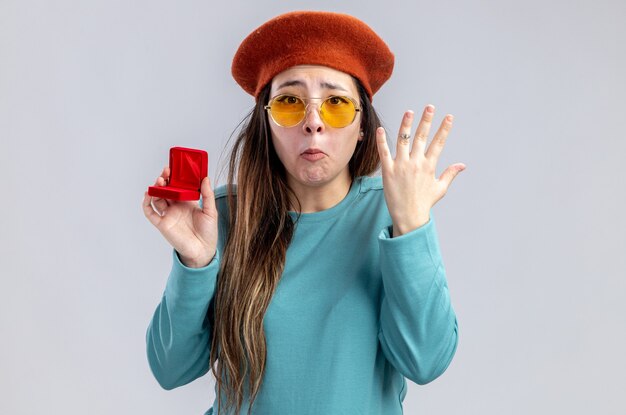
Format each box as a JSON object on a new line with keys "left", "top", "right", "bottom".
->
{"left": 153, "top": 175, "right": 166, "bottom": 187}
{"left": 410, "top": 105, "right": 435, "bottom": 158}
{"left": 144, "top": 167, "right": 173, "bottom": 222}
{"left": 151, "top": 170, "right": 170, "bottom": 210}
{"left": 142, "top": 192, "right": 162, "bottom": 226}
{"left": 160, "top": 166, "right": 170, "bottom": 184}
{"left": 200, "top": 176, "right": 217, "bottom": 218}
{"left": 152, "top": 197, "right": 168, "bottom": 213}
{"left": 425, "top": 115, "right": 454, "bottom": 162}
{"left": 438, "top": 163, "right": 466, "bottom": 191}
{"left": 380, "top": 106, "right": 455, "bottom": 165}
{"left": 376, "top": 127, "right": 392, "bottom": 172}
{"left": 144, "top": 191, "right": 167, "bottom": 218}
{"left": 396, "top": 111, "right": 414, "bottom": 160}
{"left": 153, "top": 166, "right": 169, "bottom": 187}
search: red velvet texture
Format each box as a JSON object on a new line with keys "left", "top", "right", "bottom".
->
{"left": 148, "top": 147, "right": 208, "bottom": 201}
{"left": 231, "top": 11, "right": 394, "bottom": 101}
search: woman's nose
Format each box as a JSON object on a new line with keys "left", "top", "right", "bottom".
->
{"left": 302, "top": 103, "right": 324, "bottom": 134}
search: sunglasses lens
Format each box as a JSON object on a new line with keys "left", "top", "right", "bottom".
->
{"left": 269, "top": 95, "right": 306, "bottom": 127}
{"left": 320, "top": 96, "right": 357, "bottom": 128}
{"left": 268, "top": 95, "right": 358, "bottom": 128}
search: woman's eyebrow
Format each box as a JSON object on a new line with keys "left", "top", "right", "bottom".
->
{"left": 276, "top": 80, "right": 304, "bottom": 90}
{"left": 320, "top": 81, "right": 348, "bottom": 92}
{"left": 276, "top": 79, "right": 349, "bottom": 92}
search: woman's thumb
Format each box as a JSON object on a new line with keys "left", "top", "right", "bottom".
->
{"left": 200, "top": 176, "right": 216, "bottom": 215}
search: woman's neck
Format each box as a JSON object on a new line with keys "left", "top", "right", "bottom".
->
{"left": 287, "top": 171, "right": 352, "bottom": 213}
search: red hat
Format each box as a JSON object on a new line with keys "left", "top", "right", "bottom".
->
{"left": 231, "top": 11, "right": 394, "bottom": 101}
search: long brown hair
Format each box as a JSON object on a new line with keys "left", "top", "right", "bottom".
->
{"left": 209, "top": 79, "right": 383, "bottom": 414}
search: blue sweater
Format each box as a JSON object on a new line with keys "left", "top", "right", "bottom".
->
{"left": 146, "top": 175, "right": 458, "bottom": 414}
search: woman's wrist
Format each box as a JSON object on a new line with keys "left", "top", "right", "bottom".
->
{"left": 392, "top": 213, "right": 430, "bottom": 237}
{"left": 179, "top": 251, "right": 215, "bottom": 268}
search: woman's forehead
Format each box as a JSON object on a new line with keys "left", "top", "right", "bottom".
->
{"left": 270, "top": 65, "right": 357, "bottom": 94}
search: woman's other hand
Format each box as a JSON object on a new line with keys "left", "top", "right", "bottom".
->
{"left": 375, "top": 105, "right": 466, "bottom": 237}
{"left": 142, "top": 166, "right": 219, "bottom": 268}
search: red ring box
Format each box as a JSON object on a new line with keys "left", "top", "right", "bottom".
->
{"left": 148, "top": 147, "right": 208, "bottom": 201}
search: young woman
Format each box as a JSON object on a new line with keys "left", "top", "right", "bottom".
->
{"left": 143, "top": 11, "right": 465, "bottom": 415}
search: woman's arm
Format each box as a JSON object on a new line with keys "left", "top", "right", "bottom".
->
{"left": 146, "top": 249, "right": 219, "bottom": 389}
{"left": 144, "top": 179, "right": 229, "bottom": 390}
{"left": 377, "top": 215, "right": 458, "bottom": 385}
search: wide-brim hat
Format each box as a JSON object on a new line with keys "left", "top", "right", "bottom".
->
{"left": 231, "top": 11, "right": 394, "bottom": 101}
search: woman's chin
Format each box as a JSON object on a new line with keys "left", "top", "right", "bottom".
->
{"left": 289, "top": 166, "right": 348, "bottom": 189}
{"left": 300, "top": 177, "right": 326, "bottom": 187}
{"left": 298, "top": 168, "right": 328, "bottom": 185}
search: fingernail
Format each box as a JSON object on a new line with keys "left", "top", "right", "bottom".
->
{"left": 446, "top": 115, "right": 454, "bottom": 122}
{"left": 426, "top": 105, "right": 434, "bottom": 113}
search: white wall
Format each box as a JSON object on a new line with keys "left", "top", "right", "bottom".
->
{"left": 1, "top": 0, "right": 624, "bottom": 413}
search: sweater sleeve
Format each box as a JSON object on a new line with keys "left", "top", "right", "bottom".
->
{"left": 377, "top": 215, "right": 458, "bottom": 385}
{"left": 146, "top": 249, "right": 220, "bottom": 390}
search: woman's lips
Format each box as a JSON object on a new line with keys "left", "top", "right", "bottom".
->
{"left": 300, "top": 149, "right": 326, "bottom": 161}
{"left": 301, "top": 153, "right": 326, "bottom": 161}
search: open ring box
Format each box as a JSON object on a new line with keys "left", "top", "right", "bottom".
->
{"left": 148, "top": 147, "right": 208, "bottom": 201}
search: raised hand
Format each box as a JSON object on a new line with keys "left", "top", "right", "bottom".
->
{"left": 375, "top": 105, "right": 465, "bottom": 237}
{"left": 142, "top": 166, "right": 219, "bottom": 268}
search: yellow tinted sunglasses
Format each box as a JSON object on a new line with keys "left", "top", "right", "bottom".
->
{"left": 264, "top": 94, "right": 361, "bottom": 128}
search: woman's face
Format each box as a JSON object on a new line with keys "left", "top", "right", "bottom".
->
{"left": 268, "top": 65, "right": 362, "bottom": 191}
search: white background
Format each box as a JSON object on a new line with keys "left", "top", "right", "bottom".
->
{"left": 1, "top": 0, "right": 625, "bottom": 413}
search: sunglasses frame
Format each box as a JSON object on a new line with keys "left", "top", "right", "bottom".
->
{"left": 264, "top": 94, "right": 361, "bottom": 128}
